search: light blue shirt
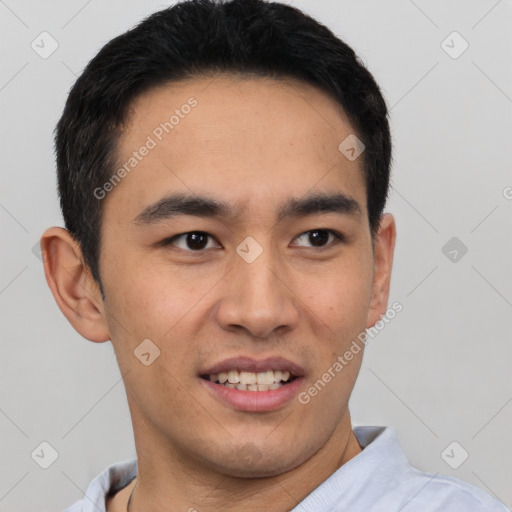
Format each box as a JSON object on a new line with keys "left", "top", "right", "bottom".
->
{"left": 64, "top": 426, "right": 508, "bottom": 511}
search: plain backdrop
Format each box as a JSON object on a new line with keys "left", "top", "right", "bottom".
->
{"left": 1, "top": 1, "right": 511, "bottom": 510}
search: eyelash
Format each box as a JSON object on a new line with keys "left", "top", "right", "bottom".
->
{"left": 160, "top": 229, "right": 345, "bottom": 252}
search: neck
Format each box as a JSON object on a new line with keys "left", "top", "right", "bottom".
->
{"left": 127, "top": 412, "right": 362, "bottom": 512}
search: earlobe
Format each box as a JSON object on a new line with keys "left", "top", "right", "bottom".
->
{"left": 40, "top": 227, "right": 110, "bottom": 342}
{"left": 367, "top": 213, "right": 396, "bottom": 328}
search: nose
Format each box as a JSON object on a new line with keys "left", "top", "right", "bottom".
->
{"left": 215, "top": 250, "right": 300, "bottom": 339}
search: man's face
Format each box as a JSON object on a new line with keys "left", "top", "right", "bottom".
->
{"left": 98, "top": 74, "right": 382, "bottom": 477}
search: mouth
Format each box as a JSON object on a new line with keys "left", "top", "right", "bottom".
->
{"left": 199, "top": 356, "right": 305, "bottom": 412}
{"left": 200, "top": 369, "right": 297, "bottom": 392}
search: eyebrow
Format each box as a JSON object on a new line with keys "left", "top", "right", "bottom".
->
{"left": 133, "top": 192, "right": 361, "bottom": 225}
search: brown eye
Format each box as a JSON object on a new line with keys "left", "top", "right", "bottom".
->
{"left": 166, "top": 231, "right": 220, "bottom": 251}
{"left": 185, "top": 232, "right": 209, "bottom": 250}
{"left": 292, "top": 229, "right": 343, "bottom": 248}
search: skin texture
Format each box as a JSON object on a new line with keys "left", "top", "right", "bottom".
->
{"left": 42, "top": 74, "right": 396, "bottom": 512}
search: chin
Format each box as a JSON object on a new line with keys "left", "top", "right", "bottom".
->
{"left": 200, "top": 438, "right": 315, "bottom": 479}
{"left": 214, "top": 456, "right": 303, "bottom": 479}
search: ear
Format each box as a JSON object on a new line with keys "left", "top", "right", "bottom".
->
{"left": 40, "top": 227, "right": 110, "bottom": 342}
{"left": 367, "top": 213, "right": 396, "bottom": 328}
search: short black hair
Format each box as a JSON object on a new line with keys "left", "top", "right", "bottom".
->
{"left": 55, "top": 0, "right": 391, "bottom": 286}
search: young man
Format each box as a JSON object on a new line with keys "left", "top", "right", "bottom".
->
{"left": 41, "top": 1, "right": 507, "bottom": 510}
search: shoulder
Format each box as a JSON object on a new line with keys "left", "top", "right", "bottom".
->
{"left": 63, "top": 502, "right": 82, "bottom": 512}
{"left": 348, "top": 427, "right": 508, "bottom": 512}
{"left": 403, "top": 468, "right": 509, "bottom": 511}
{"left": 63, "top": 458, "right": 138, "bottom": 512}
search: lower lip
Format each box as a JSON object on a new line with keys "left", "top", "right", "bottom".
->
{"left": 201, "top": 377, "right": 303, "bottom": 412}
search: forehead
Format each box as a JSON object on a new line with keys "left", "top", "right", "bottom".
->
{"left": 107, "top": 74, "right": 367, "bottom": 222}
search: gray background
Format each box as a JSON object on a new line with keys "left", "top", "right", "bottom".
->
{"left": 1, "top": 0, "right": 511, "bottom": 510}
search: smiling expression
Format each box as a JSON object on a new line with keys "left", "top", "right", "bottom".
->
{"left": 95, "top": 73, "right": 389, "bottom": 478}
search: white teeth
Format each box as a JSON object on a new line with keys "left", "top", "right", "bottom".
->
{"left": 207, "top": 369, "right": 295, "bottom": 390}
{"left": 239, "top": 371, "right": 257, "bottom": 385}
{"left": 256, "top": 371, "right": 274, "bottom": 385}
{"left": 227, "top": 370, "right": 240, "bottom": 384}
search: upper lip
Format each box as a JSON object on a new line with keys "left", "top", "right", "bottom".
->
{"left": 200, "top": 356, "right": 305, "bottom": 377}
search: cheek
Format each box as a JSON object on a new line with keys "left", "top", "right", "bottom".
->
{"left": 102, "top": 246, "right": 172, "bottom": 321}
{"left": 294, "top": 256, "right": 372, "bottom": 418}
{"left": 297, "top": 254, "right": 374, "bottom": 340}
{"left": 101, "top": 252, "right": 220, "bottom": 357}
{"left": 101, "top": 257, "right": 209, "bottom": 412}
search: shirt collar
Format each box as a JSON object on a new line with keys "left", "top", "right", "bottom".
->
{"left": 80, "top": 426, "right": 400, "bottom": 512}
{"left": 289, "top": 426, "right": 407, "bottom": 512}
